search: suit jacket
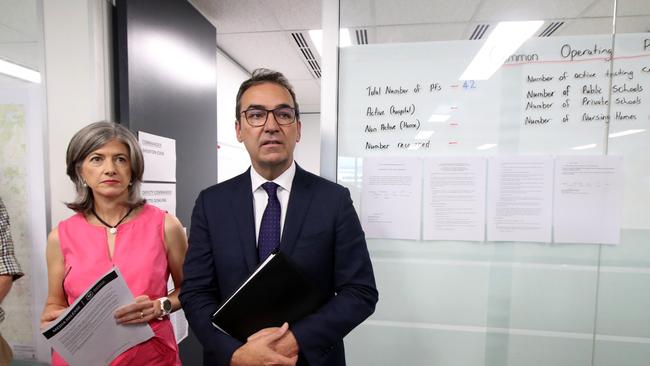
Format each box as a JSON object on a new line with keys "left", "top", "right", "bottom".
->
{"left": 180, "top": 165, "right": 378, "bottom": 366}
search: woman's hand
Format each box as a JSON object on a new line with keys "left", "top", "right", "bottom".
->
{"left": 40, "top": 306, "right": 68, "bottom": 330}
{"left": 114, "top": 295, "right": 161, "bottom": 324}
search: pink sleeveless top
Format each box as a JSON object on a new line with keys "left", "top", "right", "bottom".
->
{"left": 52, "top": 204, "right": 180, "bottom": 366}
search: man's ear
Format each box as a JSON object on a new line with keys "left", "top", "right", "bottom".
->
{"left": 235, "top": 120, "right": 243, "bottom": 142}
{"left": 296, "top": 120, "right": 301, "bottom": 142}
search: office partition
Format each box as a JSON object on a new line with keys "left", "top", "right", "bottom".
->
{"left": 335, "top": 1, "right": 650, "bottom": 365}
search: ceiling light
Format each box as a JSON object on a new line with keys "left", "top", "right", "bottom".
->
{"left": 572, "top": 143, "right": 597, "bottom": 150}
{"left": 427, "top": 114, "right": 451, "bottom": 123}
{"left": 0, "top": 58, "right": 41, "bottom": 83}
{"left": 308, "top": 28, "right": 352, "bottom": 56}
{"left": 460, "top": 20, "right": 543, "bottom": 80}
{"left": 340, "top": 29, "right": 352, "bottom": 48}
{"left": 414, "top": 131, "right": 434, "bottom": 140}
{"left": 476, "top": 143, "right": 497, "bottom": 150}
{"left": 608, "top": 129, "right": 646, "bottom": 138}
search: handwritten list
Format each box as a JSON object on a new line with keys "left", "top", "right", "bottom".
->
{"left": 339, "top": 34, "right": 650, "bottom": 156}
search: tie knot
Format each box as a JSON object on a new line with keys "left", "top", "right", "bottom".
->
{"left": 262, "top": 182, "right": 279, "bottom": 197}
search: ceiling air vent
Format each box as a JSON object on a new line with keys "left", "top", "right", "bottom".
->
{"left": 290, "top": 32, "right": 321, "bottom": 79}
{"left": 539, "top": 21, "right": 564, "bottom": 37}
{"left": 469, "top": 24, "right": 489, "bottom": 40}
{"left": 355, "top": 29, "right": 368, "bottom": 45}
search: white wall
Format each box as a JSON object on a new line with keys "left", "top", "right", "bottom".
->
{"left": 38, "top": 0, "right": 112, "bottom": 361}
{"left": 294, "top": 113, "right": 321, "bottom": 175}
{"left": 216, "top": 49, "right": 250, "bottom": 182}
{"left": 43, "top": 0, "right": 112, "bottom": 228}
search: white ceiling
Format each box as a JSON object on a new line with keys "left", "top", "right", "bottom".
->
{"left": 1, "top": 0, "right": 648, "bottom": 113}
{"left": 189, "top": 0, "right": 650, "bottom": 114}
{"left": 0, "top": 0, "right": 40, "bottom": 69}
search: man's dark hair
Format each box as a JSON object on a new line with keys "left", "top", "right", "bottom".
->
{"left": 235, "top": 68, "right": 300, "bottom": 121}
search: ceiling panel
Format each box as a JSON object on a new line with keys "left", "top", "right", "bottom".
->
{"left": 375, "top": 23, "right": 468, "bottom": 43}
{"left": 617, "top": 0, "right": 650, "bottom": 16}
{"left": 558, "top": 16, "right": 650, "bottom": 36}
{"left": 475, "top": 0, "right": 597, "bottom": 21}
{"left": 0, "top": 23, "right": 30, "bottom": 43}
{"left": 0, "top": 0, "right": 38, "bottom": 39}
{"left": 271, "top": 0, "right": 322, "bottom": 31}
{"left": 0, "top": 43, "right": 39, "bottom": 68}
{"left": 191, "top": 0, "right": 280, "bottom": 33}
{"left": 557, "top": 17, "right": 615, "bottom": 36}
{"left": 615, "top": 16, "right": 650, "bottom": 33}
{"left": 578, "top": 0, "right": 650, "bottom": 18}
{"left": 217, "top": 32, "right": 315, "bottom": 79}
{"left": 0, "top": 0, "right": 40, "bottom": 69}
{"left": 374, "top": 0, "right": 482, "bottom": 25}
{"left": 579, "top": 0, "right": 650, "bottom": 18}
{"left": 190, "top": 0, "right": 320, "bottom": 34}
{"left": 341, "top": 0, "right": 375, "bottom": 28}
{"left": 581, "top": 0, "right": 615, "bottom": 17}
{"left": 217, "top": 31, "right": 321, "bottom": 113}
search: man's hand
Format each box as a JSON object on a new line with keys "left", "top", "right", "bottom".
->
{"left": 231, "top": 323, "right": 298, "bottom": 366}
{"left": 248, "top": 325, "right": 299, "bottom": 358}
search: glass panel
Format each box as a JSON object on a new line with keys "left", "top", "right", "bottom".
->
{"left": 0, "top": 0, "right": 47, "bottom": 360}
{"left": 334, "top": 1, "right": 638, "bottom": 365}
{"left": 593, "top": 1, "right": 650, "bottom": 366}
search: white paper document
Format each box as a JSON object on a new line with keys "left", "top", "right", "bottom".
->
{"left": 139, "top": 131, "right": 176, "bottom": 182}
{"left": 166, "top": 276, "right": 188, "bottom": 343}
{"left": 361, "top": 157, "right": 422, "bottom": 240}
{"left": 487, "top": 156, "right": 554, "bottom": 243}
{"left": 141, "top": 182, "right": 177, "bottom": 216}
{"left": 42, "top": 268, "right": 154, "bottom": 366}
{"left": 422, "top": 157, "right": 487, "bottom": 241}
{"left": 553, "top": 156, "right": 623, "bottom": 244}
{"left": 170, "top": 310, "right": 189, "bottom": 343}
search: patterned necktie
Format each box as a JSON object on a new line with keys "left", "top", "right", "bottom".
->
{"left": 258, "top": 182, "right": 280, "bottom": 262}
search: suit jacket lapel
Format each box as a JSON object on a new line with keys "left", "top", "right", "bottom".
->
{"left": 281, "top": 165, "right": 314, "bottom": 256}
{"left": 231, "top": 169, "right": 258, "bottom": 272}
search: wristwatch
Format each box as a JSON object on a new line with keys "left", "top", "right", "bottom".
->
{"left": 158, "top": 297, "right": 172, "bottom": 318}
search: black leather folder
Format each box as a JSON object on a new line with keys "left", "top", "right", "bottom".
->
{"left": 210, "top": 251, "right": 325, "bottom": 342}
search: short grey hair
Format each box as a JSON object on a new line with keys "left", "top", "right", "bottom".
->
{"left": 65, "top": 121, "right": 145, "bottom": 213}
{"left": 235, "top": 68, "right": 300, "bottom": 121}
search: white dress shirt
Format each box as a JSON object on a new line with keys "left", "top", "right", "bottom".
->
{"left": 250, "top": 161, "right": 296, "bottom": 246}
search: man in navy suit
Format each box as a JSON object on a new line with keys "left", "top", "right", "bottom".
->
{"left": 180, "top": 69, "right": 378, "bottom": 366}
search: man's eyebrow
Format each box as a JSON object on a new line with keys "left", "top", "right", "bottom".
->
{"left": 244, "top": 103, "right": 294, "bottom": 110}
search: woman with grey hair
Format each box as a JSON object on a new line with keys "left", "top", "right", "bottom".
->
{"left": 40, "top": 121, "right": 187, "bottom": 365}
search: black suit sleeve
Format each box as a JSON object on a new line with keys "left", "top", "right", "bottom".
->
{"left": 291, "top": 187, "right": 378, "bottom": 365}
{"left": 179, "top": 191, "right": 242, "bottom": 365}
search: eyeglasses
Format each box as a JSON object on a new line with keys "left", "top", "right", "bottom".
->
{"left": 240, "top": 107, "right": 297, "bottom": 127}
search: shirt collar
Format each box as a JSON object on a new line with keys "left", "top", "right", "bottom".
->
{"left": 250, "top": 161, "right": 296, "bottom": 193}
